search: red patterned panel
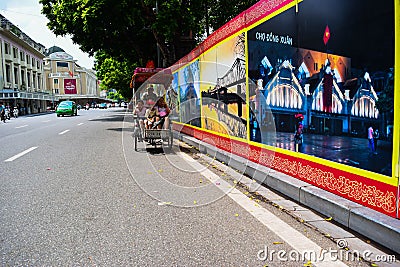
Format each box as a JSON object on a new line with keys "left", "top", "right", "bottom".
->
{"left": 176, "top": 124, "right": 398, "bottom": 217}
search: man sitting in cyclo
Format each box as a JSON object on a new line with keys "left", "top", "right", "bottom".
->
{"left": 145, "top": 97, "right": 170, "bottom": 129}
{"left": 142, "top": 86, "right": 158, "bottom": 108}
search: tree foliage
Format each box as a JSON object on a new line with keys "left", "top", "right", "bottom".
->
{"left": 375, "top": 70, "right": 394, "bottom": 115}
{"left": 39, "top": 0, "right": 257, "bottom": 94}
{"left": 95, "top": 50, "right": 135, "bottom": 99}
{"left": 107, "top": 91, "right": 124, "bottom": 102}
{"left": 40, "top": 0, "right": 257, "bottom": 66}
{"left": 207, "top": 0, "right": 258, "bottom": 33}
{"left": 40, "top": 0, "right": 203, "bottom": 66}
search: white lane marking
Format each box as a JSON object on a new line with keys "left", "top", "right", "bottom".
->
{"left": 15, "top": 125, "right": 28, "bottom": 129}
{"left": 59, "top": 129, "right": 70, "bottom": 135}
{"left": 5, "top": 146, "right": 38, "bottom": 162}
{"left": 178, "top": 152, "right": 348, "bottom": 267}
{"left": 77, "top": 123, "right": 84, "bottom": 126}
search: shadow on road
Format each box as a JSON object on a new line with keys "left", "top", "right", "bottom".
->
{"left": 90, "top": 115, "right": 125, "bottom": 122}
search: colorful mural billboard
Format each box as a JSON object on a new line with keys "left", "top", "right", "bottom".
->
{"left": 169, "top": 0, "right": 398, "bottom": 217}
{"left": 178, "top": 60, "right": 201, "bottom": 127}
{"left": 200, "top": 33, "right": 248, "bottom": 139}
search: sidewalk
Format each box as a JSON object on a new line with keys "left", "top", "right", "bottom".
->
{"left": 176, "top": 132, "right": 400, "bottom": 255}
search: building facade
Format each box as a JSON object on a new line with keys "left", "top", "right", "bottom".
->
{"left": 0, "top": 14, "right": 50, "bottom": 114}
{"left": 43, "top": 48, "right": 100, "bottom": 107}
{"left": 0, "top": 14, "right": 101, "bottom": 114}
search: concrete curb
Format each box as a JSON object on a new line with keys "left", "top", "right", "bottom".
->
{"left": 176, "top": 132, "right": 400, "bottom": 254}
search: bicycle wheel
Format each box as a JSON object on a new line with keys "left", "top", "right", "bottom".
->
{"left": 134, "top": 134, "right": 138, "bottom": 151}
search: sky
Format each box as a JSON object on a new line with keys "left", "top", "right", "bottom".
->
{"left": 0, "top": 0, "right": 95, "bottom": 69}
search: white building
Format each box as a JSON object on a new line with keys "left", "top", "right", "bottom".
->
{"left": 0, "top": 14, "right": 101, "bottom": 114}
{"left": 0, "top": 14, "right": 50, "bottom": 114}
{"left": 43, "top": 47, "right": 100, "bottom": 106}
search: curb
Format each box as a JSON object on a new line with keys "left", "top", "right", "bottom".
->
{"left": 176, "top": 132, "right": 400, "bottom": 254}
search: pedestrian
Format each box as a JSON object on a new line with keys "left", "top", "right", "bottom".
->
{"left": 294, "top": 114, "right": 304, "bottom": 152}
{"left": 294, "top": 120, "right": 303, "bottom": 144}
{"left": 373, "top": 129, "right": 379, "bottom": 154}
{"left": 367, "top": 126, "right": 375, "bottom": 155}
{"left": 0, "top": 104, "right": 6, "bottom": 123}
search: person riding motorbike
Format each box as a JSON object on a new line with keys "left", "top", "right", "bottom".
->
{"left": 3, "top": 106, "right": 10, "bottom": 120}
{"left": 13, "top": 107, "right": 19, "bottom": 118}
{"left": 0, "top": 107, "right": 5, "bottom": 123}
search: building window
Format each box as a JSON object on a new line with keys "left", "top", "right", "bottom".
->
{"left": 26, "top": 55, "right": 30, "bottom": 65}
{"left": 4, "top": 42, "right": 10, "bottom": 54}
{"left": 21, "top": 69, "right": 25, "bottom": 85}
{"left": 54, "top": 89, "right": 59, "bottom": 94}
{"left": 27, "top": 72, "right": 31, "bottom": 87}
{"left": 20, "top": 51, "right": 25, "bottom": 61}
{"left": 37, "top": 74, "right": 41, "bottom": 90}
{"left": 57, "top": 62, "right": 69, "bottom": 68}
{"left": 54, "top": 78, "right": 59, "bottom": 85}
{"left": 14, "top": 67, "right": 18, "bottom": 85}
{"left": 5, "top": 64, "right": 11, "bottom": 84}
{"left": 13, "top": 47, "right": 18, "bottom": 59}
{"left": 38, "top": 73, "right": 42, "bottom": 89}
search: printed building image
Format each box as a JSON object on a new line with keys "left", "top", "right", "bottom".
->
{"left": 200, "top": 34, "right": 247, "bottom": 139}
{"left": 169, "top": 0, "right": 398, "bottom": 218}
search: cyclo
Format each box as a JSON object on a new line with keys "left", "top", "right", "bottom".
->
{"left": 130, "top": 67, "right": 175, "bottom": 151}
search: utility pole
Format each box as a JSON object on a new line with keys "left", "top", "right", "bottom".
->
{"left": 154, "top": 1, "right": 161, "bottom": 67}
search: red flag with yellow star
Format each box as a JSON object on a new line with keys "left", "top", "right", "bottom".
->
{"left": 323, "top": 25, "right": 330, "bottom": 45}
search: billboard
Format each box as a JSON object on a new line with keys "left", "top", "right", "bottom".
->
{"left": 64, "top": 79, "right": 77, "bottom": 94}
{"left": 200, "top": 33, "right": 248, "bottom": 139}
{"left": 171, "top": 0, "right": 398, "bottom": 217}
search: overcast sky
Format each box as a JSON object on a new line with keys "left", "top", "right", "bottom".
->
{"left": 0, "top": 0, "right": 95, "bottom": 69}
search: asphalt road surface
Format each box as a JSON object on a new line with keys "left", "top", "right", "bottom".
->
{"left": 0, "top": 108, "right": 392, "bottom": 266}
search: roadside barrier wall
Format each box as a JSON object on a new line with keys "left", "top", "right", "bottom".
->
{"left": 167, "top": 0, "right": 399, "bottom": 218}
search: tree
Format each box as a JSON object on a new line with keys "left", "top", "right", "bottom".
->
{"left": 95, "top": 50, "right": 135, "bottom": 99}
{"left": 375, "top": 70, "right": 394, "bottom": 135}
{"left": 40, "top": 0, "right": 205, "bottom": 66}
{"left": 375, "top": 70, "right": 394, "bottom": 114}
{"left": 40, "top": 0, "right": 257, "bottom": 67}
{"left": 40, "top": 0, "right": 257, "bottom": 98}
{"left": 207, "top": 0, "right": 258, "bottom": 33}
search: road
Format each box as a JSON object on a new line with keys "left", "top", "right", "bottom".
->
{"left": 0, "top": 108, "right": 394, "bottom": 266}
